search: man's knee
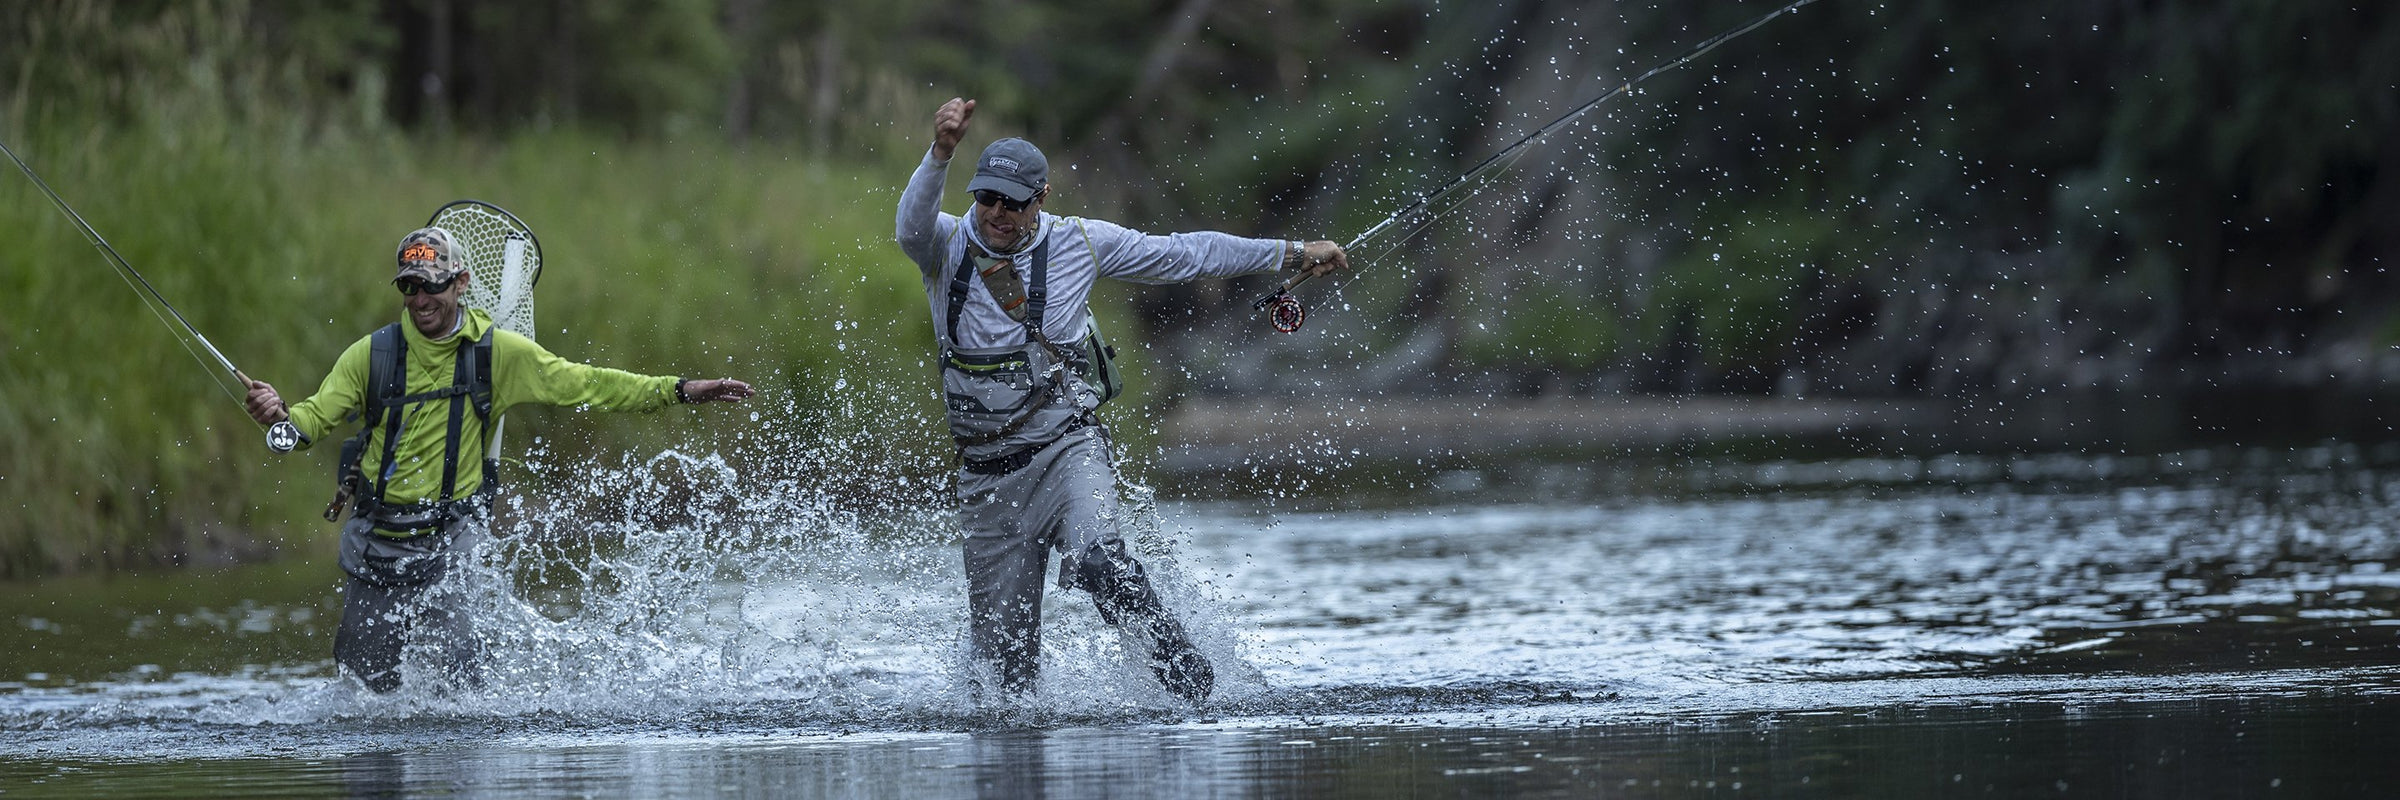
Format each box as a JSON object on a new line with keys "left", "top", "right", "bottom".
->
{"left": 1068, "top": 540, "right": 1141, "bottom": 595}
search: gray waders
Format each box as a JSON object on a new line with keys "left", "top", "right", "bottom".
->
{"left": 335, "top": 508, "right": 487, "bottom": 693}
{"left": 326, "top": 323, "right": 497, "bottom": 693}
{"left": 943, "top": 239, "right": 1211, "bottom": 702}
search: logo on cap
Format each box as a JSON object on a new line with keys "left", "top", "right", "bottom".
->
{"left": 988, "top": 157, "right": 1020, "bottom": 173}
{"left": 401, "top": 242, "right": 440, "bottom": 264}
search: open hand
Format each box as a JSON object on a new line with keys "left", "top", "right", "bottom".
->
{"left": 681, "top": 378, "right": 755, "bottom": 404}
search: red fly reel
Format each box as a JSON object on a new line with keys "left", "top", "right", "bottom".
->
{"left": 1266, "top": 291, "right": 1307, "bottom": 333}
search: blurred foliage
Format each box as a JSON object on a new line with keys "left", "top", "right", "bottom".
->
{"left": 4, "top": 0, "right": 2398, "bottom": 574}
{"left": 1541, "top": 0, "right": 2400, "bottom": 391}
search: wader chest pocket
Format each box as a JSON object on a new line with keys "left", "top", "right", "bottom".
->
{"left": 943, "top": 351, "right": 1038, "bottom": 423}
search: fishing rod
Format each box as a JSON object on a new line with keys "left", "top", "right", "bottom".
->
{"left": 1256, "top": 0, "right": 1825, "bottom": 332}
{"left": 2, "top": 139, "right": 302, "bottom": 452}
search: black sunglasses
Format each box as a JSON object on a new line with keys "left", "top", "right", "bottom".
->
{"left": 973, "top": 189, "right": 1042, "bottom": 213}
{"left": 396, "top": 274, "right": 461, "bottom": 296}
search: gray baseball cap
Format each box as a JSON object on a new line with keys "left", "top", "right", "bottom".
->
{"left": 394, "top": 227, "right": 467, "bottom": 283}
{"left": 966, "top": 138, "right": 1048, "bottom": 202}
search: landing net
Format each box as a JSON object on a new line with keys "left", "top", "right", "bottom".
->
{"left": 428, "top": 200, "right": 543, "bottom": 341}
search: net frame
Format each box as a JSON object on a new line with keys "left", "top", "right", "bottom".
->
{"left": 427, "top": 199, "right": 543, "bottom": 341}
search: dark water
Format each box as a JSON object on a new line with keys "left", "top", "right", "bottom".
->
{"left": 7, "top": 441, "right": 2400, "bottom": 797}
{"left": 11, "top": 691, "right": 2400, "bottom": 797}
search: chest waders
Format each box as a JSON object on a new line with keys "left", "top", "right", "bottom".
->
{"left": 942, "top": 220, "right": 1125, "bottom": 468}
{"left": 325, "top": 323, "right": 498, "bottom": 532}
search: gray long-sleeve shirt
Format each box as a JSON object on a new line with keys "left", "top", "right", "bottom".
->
{"left": 895, "top": 147, "right": 1289, "bottom": 350}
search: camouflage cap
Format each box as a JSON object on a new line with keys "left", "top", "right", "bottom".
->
{"left": 394, "top": 227, "right": 466, "bottom": 283}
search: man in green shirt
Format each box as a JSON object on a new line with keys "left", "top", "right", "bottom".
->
{"left": 242, "top": 226, "right": 753, "bottom": 692}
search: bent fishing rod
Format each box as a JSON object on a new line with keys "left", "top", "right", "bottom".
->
{"left": 2, "top": 139, "right": 303, "bottom": 452}
{"left": 1256, "top": 0, "right": 1825, "bottom": 332}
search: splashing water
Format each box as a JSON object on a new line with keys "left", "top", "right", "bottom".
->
{"left": 388, "top": 423, "right": 1281, "bottom": 726}
{"left": 2, "top": 362, "right": 1288, "bottom": 749}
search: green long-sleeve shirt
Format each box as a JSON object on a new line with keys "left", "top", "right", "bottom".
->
{"left": 286, "top": 308, "right": 680, "bottom": 505}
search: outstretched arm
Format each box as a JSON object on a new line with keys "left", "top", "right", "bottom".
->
{"left": 1084, "top": 217, "right": 1352, "bottom": 285}
{"left": 491, "top": 331, "right": 742, "bottom": 414}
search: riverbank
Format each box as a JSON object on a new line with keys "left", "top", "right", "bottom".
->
{"left": 1151, "top": 394, "right": 1944, "bottom": 471}
{"left": 1148, "top": 386, "right": 2400, "bottom": 474}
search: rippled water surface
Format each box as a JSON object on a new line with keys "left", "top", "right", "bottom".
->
{"left": 7, "top": 442, "right": 2400, "bottom": 796}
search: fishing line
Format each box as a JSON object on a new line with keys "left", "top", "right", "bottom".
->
{"left": 1257, "top": 0, "right": 1825, "bottom": 331}
{"left": 2, "top": 138, "right": 298, "bottom": 450}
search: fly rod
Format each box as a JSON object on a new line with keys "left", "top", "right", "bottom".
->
{"left": 2, "top": 138, "right": 302, "bottom": 451}
{"left": 1256, "top": 0, "right": 1825, "bottom": 332}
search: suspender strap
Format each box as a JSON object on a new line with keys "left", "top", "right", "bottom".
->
{"left": 436, "top": 328, "right": 496, "bottom": 500}
{"left": 367, "top": 325, "right": 408, "bottom": 510}
{"left": 945, "top": 246, "right": 976, "bottom": 347}
{"left": 438, "top": 335, "right": 471, "bottom": 499}
{"left": 1023, "top": 236, "right": 1051, "bottom": 339}
{"left": 471, "top": 330, "right": 494, "bottom": 422}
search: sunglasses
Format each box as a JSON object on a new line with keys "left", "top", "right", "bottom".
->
{"left": 973, "top": 189, "right": 1042, "bottom": 213}
{"left": 396, "top": 274, "right": 461, "bottom": 296}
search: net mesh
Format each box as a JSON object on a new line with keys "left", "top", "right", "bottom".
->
{"left": 430, "top": 203, "right": 541, "bottom": 342}
{"left": 429, "top": 201, "right": 541, "bottom": 460}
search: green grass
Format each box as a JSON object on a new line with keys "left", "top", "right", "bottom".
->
{"left": 0, "top": 117, "right": 974, "bottom": 577}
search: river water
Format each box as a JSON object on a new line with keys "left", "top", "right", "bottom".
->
{"left": 7, "top": 440, "right": 2400, "bottom": 796}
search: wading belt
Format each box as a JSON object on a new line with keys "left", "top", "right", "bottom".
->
{"left": 960, "top": 417, "right": 1092, "bottom": 476}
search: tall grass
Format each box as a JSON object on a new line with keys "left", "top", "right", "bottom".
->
{"left": 0, "top": 79, "right": 986, "bottom": 578}
{"left": 1, "top": 121, "right": 981, "bottom": 576}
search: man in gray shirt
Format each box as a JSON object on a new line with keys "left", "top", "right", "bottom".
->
{"left": 894, "top": 96, "right": 1346, "bottom": 702}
